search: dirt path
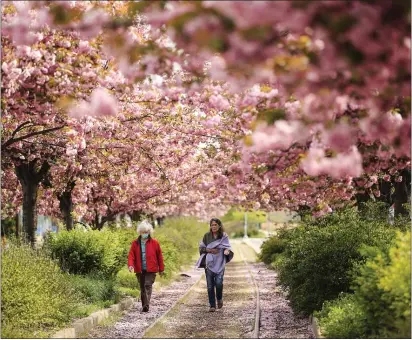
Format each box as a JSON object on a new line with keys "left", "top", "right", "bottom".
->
{"left": 87, "top": 241, "right": 314, "bottom": 339}
{"left": 143, "top": 242, "right": 256, "bottom": 338}
{"left": 87, "top": 265, "right": 204, "bottom": 339}
{"left": 250, "top": 262, "right": 314, "bottom": 338}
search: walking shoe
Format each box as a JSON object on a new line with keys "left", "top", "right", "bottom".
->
{"left": 142, "top": 305, "right": 149, "bottom": 312}
{"left": 217, "top": 300, "right": 223, "bottom": 309}
{"left": 209, "top": 307, "right": 216, "bottom": 312}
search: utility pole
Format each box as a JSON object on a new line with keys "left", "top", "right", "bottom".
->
{"left": 243, "top": 211, "right": 248, "bottom": 239}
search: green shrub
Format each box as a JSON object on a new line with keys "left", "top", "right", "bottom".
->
{"left": 276, "top": 206, "right": 397, "bottom": 316}
{"left": 317, "top": 231, "right": 411, "bottom": 338}
{"left": 259, "top": 235, "right": 287, "bottom": 264}
{"left": 377, "top": 231, "right": 411, "bottom": 338}
{"left": 315, "top": 293, "right": 368, "bottom": 338}
{"left": 115, "top": 266, "right": 140, "bottom": 298}
{"left": 353, "top": 231, "right": 411, "bottom": 338}
{"left": 232, "top": 227, "right": 263, "bottom": 238}
{"left": 67, "top": 274, "right": 118, "bottom": 305}
{"left": 155, "top": 217, "right": 206, "bottom": 277}
{"left": 46, "top": 229, "right": 125, "bottom": 278}
{"left": 1, "top": 244, "right": 80, "bottom": 338}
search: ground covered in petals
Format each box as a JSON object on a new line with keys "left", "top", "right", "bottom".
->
{"left": 88, "top": 242, "right": 313, "bottom": 339}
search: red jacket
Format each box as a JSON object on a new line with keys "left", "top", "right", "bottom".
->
{"left": 128, "top": 237, "right": 164, "bottom": 273}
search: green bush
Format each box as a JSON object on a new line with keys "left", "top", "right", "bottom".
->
{"left": 1, "top": 244, "right": 80, "bottom": 338}
{"left": 68, "top": 274, "right": 119, "bottom": 306}
{"left": 154, "top": 217, "right": 207, "bottom": 278}
{"left": 232, "top": 227, "right": 264, "bottom": 238}
{"left": 353, "top": 231, "right": 411, "bottom": 338}
{"left": 315, "top": 293, "right": 368, "bottom": 338}
{"left": 115, "top": 266, "right": 140, "bottom": 298}
{"left": 46, "top": 229, "right": 125, "bottom": 278}
{"left": 276, "top": 206, "right": 397, "bottom": 316}
{"left": 317, "top": 231, "right": 411, "bottom": 338}
{"left": 258, "top": 235, "right": 287, "bottom": 264}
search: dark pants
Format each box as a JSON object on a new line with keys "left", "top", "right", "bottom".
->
{"left": 136, "top": 271, "right": 156, "bottom": 308}
{"left": 205, "top": 268, "right": 225, "bottom": 308}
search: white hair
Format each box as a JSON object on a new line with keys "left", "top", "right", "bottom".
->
{"left": 137, "top": 220, "right": 154, "bottom": 235}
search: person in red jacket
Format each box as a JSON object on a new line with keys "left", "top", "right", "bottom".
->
{"left": 128, "top": 220, "right": 165, "bottom": 312}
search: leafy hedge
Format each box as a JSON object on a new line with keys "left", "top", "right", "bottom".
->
{"left": 45, "top": 229, "right": 126, "bottom": 278}
{"left": 68, "top": 274, "right": 119, "bottom": 306}
{"left": 1, "top": 244, "right": 80, "bottom": 338}
{"left": 316, "top": 231, "right": 411, "bottom": 338}
{"left": 260, "top": 205, "right": 399, "bottom": 316}
{"left": 259, "top": 227, "right": 291, "bottom": 264}
{"left": 2, "top": 217, "right": 208, "bottom": 338}
{"left": 315, "top": 293, "right": 368, "bottom": 338}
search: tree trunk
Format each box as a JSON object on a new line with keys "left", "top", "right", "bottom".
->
{"left": 394, "top": 169, "right": 411, "bottom": 217}
{"left": 95, "top": 215, "right": 113, "bottom": 230}
{"left": 96, "top": 220, "right": 106, "bottom": 230}
{"left": 58, "top": 181, "right": 76, "bottom": 231}
{"left": 15, "top": 160, "right": 50, "bottom": 246}
{"left": 149, "top": 214, "right": 155, "bottom": 228}
{"left": 91, "top": 212, "right": 112, "bottom": 230}
{"left": 91, "top": 211, "right": 99, "bottom": 230}
{"left": 130, "top": 210, "right": 142, "bottom": 222}
{"left": 21, "top": 178, "right": 38, "bottom": 246}
{"left": 377, "top": 179, "right": 393, "bottom": 205}
{"left": 355, "top": 191, "right": 370, "bottom": 211}
{"left": 15, "top": 212, "right": 20, "bottom": 238}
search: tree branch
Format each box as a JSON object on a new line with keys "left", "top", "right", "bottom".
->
{"left": 2, "top": 125, "right": 66, "bottom": 149}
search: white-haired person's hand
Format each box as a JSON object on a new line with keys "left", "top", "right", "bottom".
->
{"left": 224, "top": 249, "right": 230, "bottom": 255}
{"left": 128, "top": 266, "right": 134, "bottom": 273}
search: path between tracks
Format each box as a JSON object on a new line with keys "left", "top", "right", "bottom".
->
{"left": 87, "top": 240, "right": 313, "bottom": 339}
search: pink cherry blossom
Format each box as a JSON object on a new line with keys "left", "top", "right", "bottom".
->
{"left": 209, "top": 95, "right": 230, "bottom": 111}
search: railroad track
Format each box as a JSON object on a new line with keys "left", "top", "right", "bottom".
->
{"left": 88, "top": 240, "right": 312, "bottom": 339}
{"left": 236, "top": 240, "right": 261, "bottom": 338}
{"left": 142, "top": 241, "right": 261, "bottom": 338}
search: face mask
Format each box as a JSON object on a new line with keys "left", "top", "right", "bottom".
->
{"left": 142, "top": 233, "right": 149, "bottom": 239}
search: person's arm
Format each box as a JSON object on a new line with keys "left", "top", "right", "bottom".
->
{"left": 199, "top": 234, "right": 207, "bottom": 254}
{"left": 156, "top": 241, "right": 165, "bottom": 272}
{"left": 128, "top": 242, "right": 136, "bottom": 272}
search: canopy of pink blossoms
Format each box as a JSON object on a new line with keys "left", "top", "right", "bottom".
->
{"left": 1, "top": 1, "right": 410, "bottom": 224}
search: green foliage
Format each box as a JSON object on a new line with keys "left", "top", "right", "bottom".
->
{"left": 357, "top": 200, "right": 390, "bottom": 222}
{"left": 1, "top": 217, "right": 209, "bottom": 338}
{"left": 352, "top": 231, "right": 411, "bottom": 338}
{"left": 273, "top": 205, "right": 398, "bottom": 316}
{"left": 220, "top": 207, "right": 267, "bottom": 224}
{"left": 222, "top": 218, "right": 265, "bottom": 239}
{"left": 1, "top": 217, "right": 17, "bottom": 237}
{"left": 232, "top": 227, "right": 264, "bottom": 238}
{"left": 258, "top": 234, "right": 287, "bottom": 264}
{"left": 46, "top": 229, "right": 126, "bottom": 278}
{"left": 317, "top": 231, "right": 411, "bottom": 338}
{"left": 153, "top": 217, "right": 208, "bottom": 278}
{"left": 67, "top": 274, "right": 119, "bottom": 306}
{"left": 1, "top": 243, "right": 80, "bottom": 338}
{"left": 315, "top": 293, "right": 368, "bottom": 338}
{"left": 115, "top": 266, "right": 140, "bottom": 298}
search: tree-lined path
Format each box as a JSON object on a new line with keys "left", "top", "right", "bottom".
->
{"left": 1, "top": 1, "right": 410, "bottom": 338}
{"left": 87, "top": 242, "right": 313, "bottom": 339}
